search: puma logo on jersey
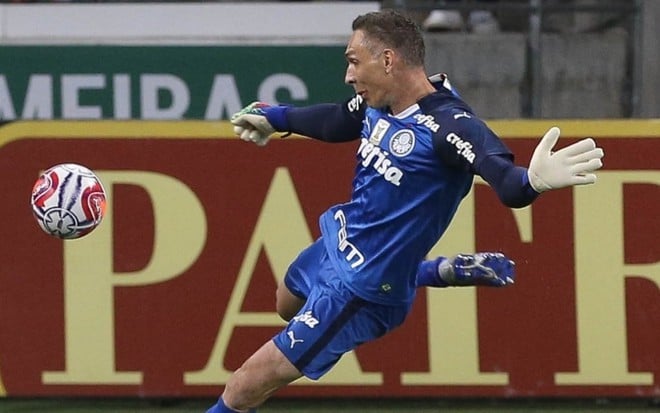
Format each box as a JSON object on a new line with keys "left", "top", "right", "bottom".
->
{"left": 446, "top": 132, "right": 476, "bottom": 164}
{"left": 292, "top": 310, "right": 320, "bottom": 328}
{"left": 357, "top": 138, "right": 403, "bottom": 186}
{"left": 453, "top": 111, "right": 472, "bottom": 120}
{"left": 287, "top": 331, "right": 304, "bottom": 348}
{"left": 413, "top": 114, "right": 440, "bottom": 132}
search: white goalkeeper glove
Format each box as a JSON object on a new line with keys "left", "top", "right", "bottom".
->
{"left": 527, "top": 126, "right": 604, "bottom": 193}
{"left": 230, "top": 102, "right": 276, "bottom": 147}
{"left": 232, "top": 124, "right": 270, "bottom": 147}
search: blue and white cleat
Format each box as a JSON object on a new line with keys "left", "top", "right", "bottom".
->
{"left": 439, "top": 252, "right": 515, "bottom": 287}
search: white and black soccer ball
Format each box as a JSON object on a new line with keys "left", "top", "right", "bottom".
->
{"left": 30, "top": 163, "right": 107, "bottom": 240}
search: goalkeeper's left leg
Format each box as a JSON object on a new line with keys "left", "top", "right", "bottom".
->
{"left": 416, "top": 253, "right": 515, "bottom": 288}
{"left": 207, "top": 396, "right": 255, "bottom": 413}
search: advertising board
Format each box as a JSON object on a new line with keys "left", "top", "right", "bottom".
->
{"left": 0, "top": 120, "right": 657, "bottom": 398}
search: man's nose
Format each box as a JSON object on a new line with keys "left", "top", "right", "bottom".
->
{"left": 345, "top": 69, "right": 355, "bottom": 85}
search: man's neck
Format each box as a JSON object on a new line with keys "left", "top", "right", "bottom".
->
{"left": 389, "top": 69, "right": 435, "bottom": 115}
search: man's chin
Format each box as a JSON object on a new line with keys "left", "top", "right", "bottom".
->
{"left": 366, "top": 100, "right": 386, "bottom": 109}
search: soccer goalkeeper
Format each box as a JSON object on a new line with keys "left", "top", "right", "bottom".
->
{"left": 208, "top": 9, "right": 604, "bottom": 413}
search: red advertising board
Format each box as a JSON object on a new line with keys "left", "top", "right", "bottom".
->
{"left": 0, "top": 120, "right": 658, "bottom": 398}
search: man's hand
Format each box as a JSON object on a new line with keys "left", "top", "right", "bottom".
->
{"left": 527, "top": 126, "right": 604, "bottom": 193}
{"left": 232, "top": 124, "right": 270, "bottom": 147}
{"left": 230, "top": 102, "right": 276, "bottom": 146}
{"left": 439, "top": 253, "right": 515, "bottom": 287}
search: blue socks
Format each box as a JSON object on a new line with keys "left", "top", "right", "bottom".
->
{"left": 206, "top": 397, "right": 255, "bottom": 413}
{"left": 415, "top": 256, "right": 449, "bottom": 288}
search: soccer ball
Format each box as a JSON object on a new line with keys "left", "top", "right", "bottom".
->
{"left": 30, "top": 163, "right": 107, "bottom": 239}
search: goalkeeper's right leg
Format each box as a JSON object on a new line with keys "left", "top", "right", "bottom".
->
{"left": 276, "top": 283, "right": 305, "bottom": 322}
{"left": 416, "top": 252, "right": 515, "bottom": 288}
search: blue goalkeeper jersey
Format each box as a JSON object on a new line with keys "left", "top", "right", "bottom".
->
{"left": 316, "top": 78, "right": 512, "bottom": 305}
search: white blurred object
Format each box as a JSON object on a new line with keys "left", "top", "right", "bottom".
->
{"left": 423, "top": 10, "right": 464, "bottom": 32}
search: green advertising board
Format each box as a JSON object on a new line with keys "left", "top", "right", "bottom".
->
{"left": 0, "top": 45, "right": 349, "bottom": 120}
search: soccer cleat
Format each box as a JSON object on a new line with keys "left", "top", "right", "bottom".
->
{"left": 439, "top": 252, "right": 515, "bottom": 287}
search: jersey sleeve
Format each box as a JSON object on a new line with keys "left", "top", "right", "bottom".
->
{"left": 431, "top": 109, "right": 513, "bottom": 172}
{"left": 265, "top": 95, "right": 366, "bottom": 143}
{"left": 432, "top": 109, "right": 539, "bottom": 208}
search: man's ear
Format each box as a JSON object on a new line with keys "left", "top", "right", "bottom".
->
{"left": 383, "top": 49, "right": 395, "bottom": 74}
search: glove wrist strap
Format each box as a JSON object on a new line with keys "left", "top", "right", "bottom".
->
{"left": 523, "top": 170, "right": 542, "bottom": 194}
{"left": 263, "top": 105, "right": 290, "bottom": 132}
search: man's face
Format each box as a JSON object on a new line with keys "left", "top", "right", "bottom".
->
{"left": 344, "top": 30, "right": 391, "bottom": 109}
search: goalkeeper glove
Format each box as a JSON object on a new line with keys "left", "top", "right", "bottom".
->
{"left": 231, "top": 102, "right": 277, "bottom": 146}
{"left": 438, "top": 253, "right": 515, "bottom": 287}
{"left": 527, "top": 126, "right": 604, "bottom": 193}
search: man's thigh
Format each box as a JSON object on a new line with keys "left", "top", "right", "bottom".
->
{"left": 277, "top": 238, "right": 325, "bottom": 320}
{"left": 282, "top": 238, "right": 325, "bottom": 299}
{"left": 273, "top": 279, "right": 410, "bottom": 381}
{"left": 276, "top": 281, "right": 305, "bottom": 321}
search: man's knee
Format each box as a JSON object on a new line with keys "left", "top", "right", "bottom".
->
{"left": 275, "top": 282, "right": 304, "bottom": 321}
{"left": 275, "top": 302, "right": 294, "bottom": 322}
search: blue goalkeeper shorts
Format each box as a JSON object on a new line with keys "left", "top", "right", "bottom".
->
{"left": 272, "top": 238, "right": 411, "bottom": 380}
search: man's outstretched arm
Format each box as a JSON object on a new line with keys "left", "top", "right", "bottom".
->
{"left": 230, "top": 99, "right": 364, "bottom": 145}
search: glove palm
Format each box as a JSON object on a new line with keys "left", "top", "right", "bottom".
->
{"left": 527, "top": 127, "right": 604, "bottom": 193}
